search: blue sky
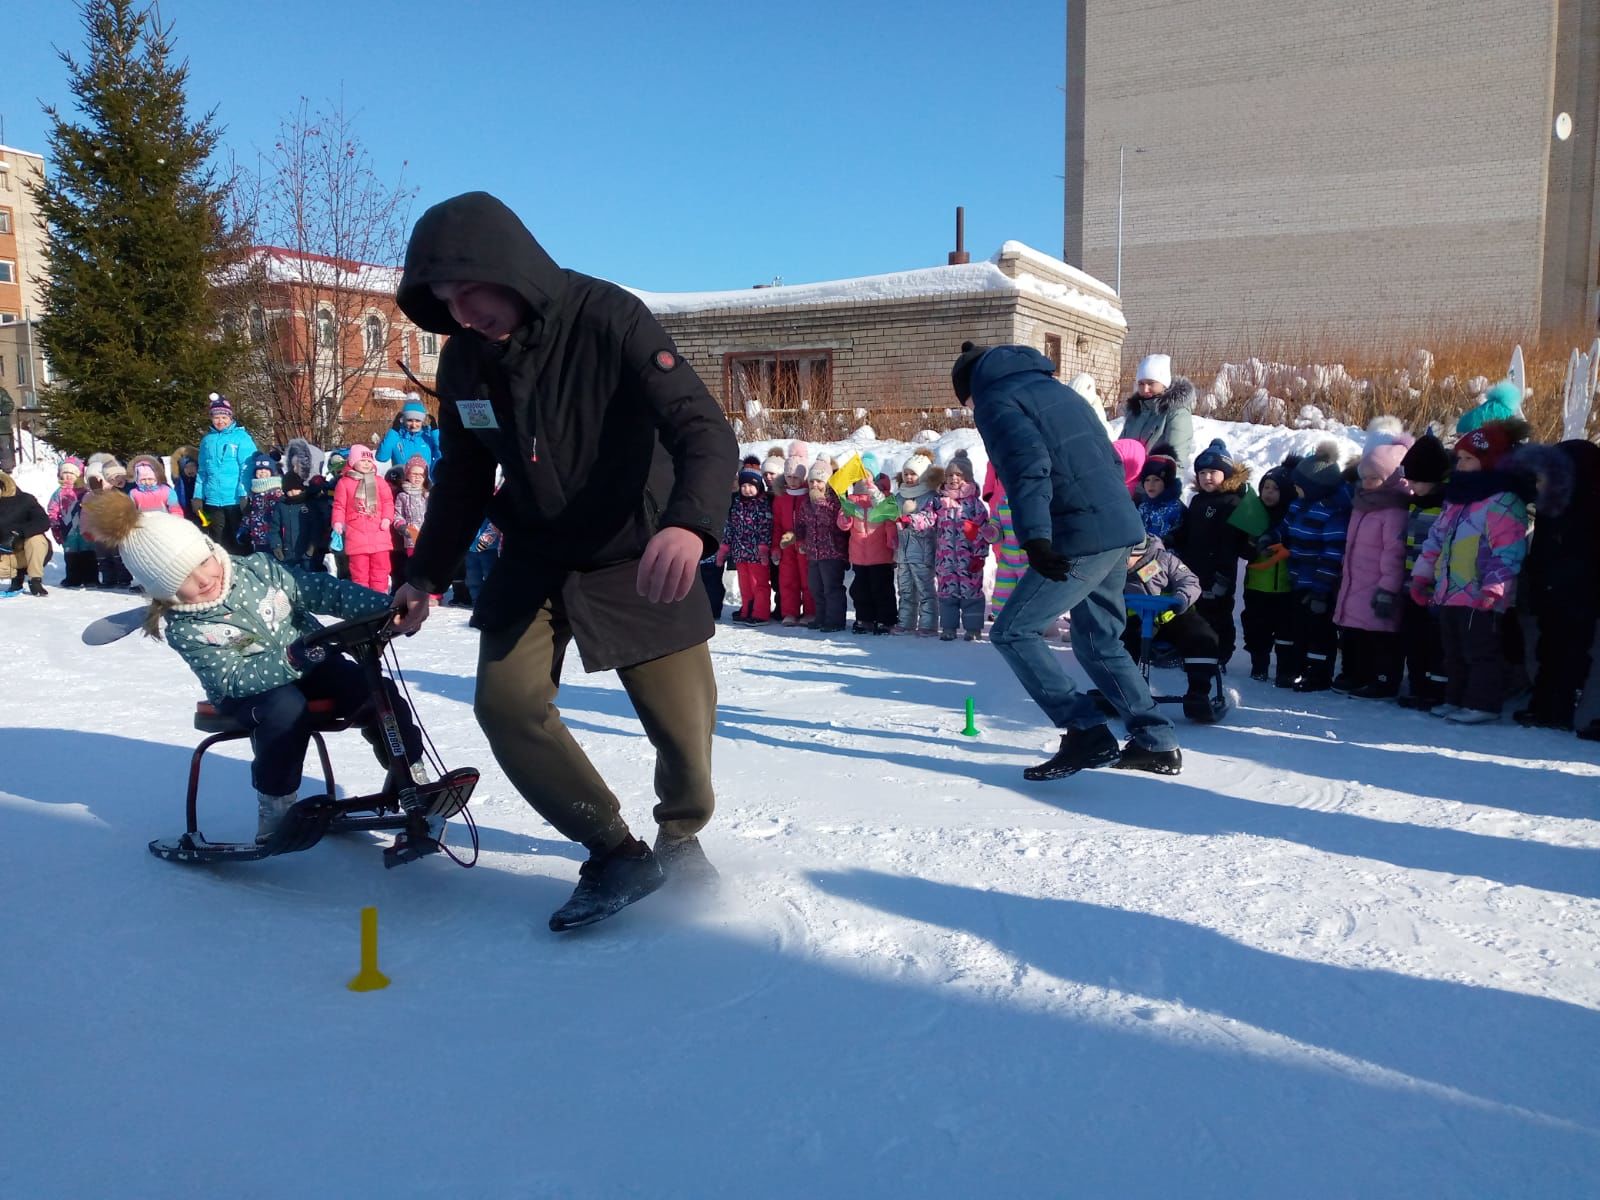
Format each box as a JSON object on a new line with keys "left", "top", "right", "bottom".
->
{"left": 5, "top": 0, "right": 1069, "bottom": 292}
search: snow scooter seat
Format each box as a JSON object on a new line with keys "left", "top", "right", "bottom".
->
{"left": 192, "top": 697, "right": 343, "bottom": 735}
{"left": 138, "top": 609, "right": 481, "bottom": 868}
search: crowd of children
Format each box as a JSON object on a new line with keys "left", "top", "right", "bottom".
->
{"left": 709, "top": 411, "right": 1600, "bottom": 742}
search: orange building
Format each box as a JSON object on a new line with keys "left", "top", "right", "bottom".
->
{"left": 228, "top": 245, "right": 438, "bottom": 448}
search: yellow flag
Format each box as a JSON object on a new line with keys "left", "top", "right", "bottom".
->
{"left": 828, "top": 454, "right": 869, "bottom": 499}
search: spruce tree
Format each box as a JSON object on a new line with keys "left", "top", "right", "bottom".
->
{"left": 33, "top": 0, "right": 246, "bottom": 460}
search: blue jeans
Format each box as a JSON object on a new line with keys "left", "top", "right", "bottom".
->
{"left": 990, "top": 545, "right": 1178, "bottom": 752}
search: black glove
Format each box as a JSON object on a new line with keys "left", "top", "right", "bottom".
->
{"left": 285, "top": 636, "right": 328, "bottom": 673}
{"left": 1300, "top": 593, "right": 1330, "bottom": 616}
{"left": 1022, "top": 538, "right": 1071, "bottom": 582}
{"left": 1204, "top": 578, "right": 1233, "bottom": 601}
{"left": 1371, "top": 589, "right": 1396, "bottom": 621}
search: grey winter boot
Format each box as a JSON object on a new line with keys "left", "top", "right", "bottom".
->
{"left": 256, "top": 790, "right": 299, "bottom": 843}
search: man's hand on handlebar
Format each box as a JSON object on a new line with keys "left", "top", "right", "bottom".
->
{"left": 392, "top": 582, "right": 433, "bottom": 635}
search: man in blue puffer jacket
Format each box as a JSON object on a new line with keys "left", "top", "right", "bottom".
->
{"left": 192, "top": 392, "right": 258, "bottom": 555}
{"left": 955, "top": 342, "right": 1182, "bottom": 779}
{"left": 375, "top": 399, "right": 441, "bottom": 476}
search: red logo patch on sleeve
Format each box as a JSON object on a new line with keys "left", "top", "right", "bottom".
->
{"left": 654, "top": 349, "right": 678, "bottom": 371}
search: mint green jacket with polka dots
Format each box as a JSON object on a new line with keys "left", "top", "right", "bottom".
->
{"left": 163, "top": 554, "right": 391, "bottom": 703}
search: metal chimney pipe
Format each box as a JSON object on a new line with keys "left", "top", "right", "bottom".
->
{"left": 948, "top": 206, "right": 970, "bottom": 265}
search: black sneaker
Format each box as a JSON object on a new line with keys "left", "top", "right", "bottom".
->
{"left": 653, "top": 832, "right": 720, "bottom": 885}
{"left": 1330, "top": 674, "right": 1357, "bottom": 695}
{"left": 27, "top": 578, "right": 47, "bottom": 597}
{"left": 1249, "top": 658, "right": 1270, "bottom": 682}
{"left": 1023, "top": 724, "right": 1121, "bottom": 781}
{"left": 1111, "top": 741, "right": 1183, "bottom": 775}
{"left": 1182, "top": 691, "right": 1227, "bottom": 723}
{"left": 5, "top": 576, "right": 21, "bottom": 594}
{"left": 1274, "top": 673, "right": 1300, "bottom": 689}
{"left": 1351, "top": 682, "right": 1400, "bottom": 700}
{"left": 548, "top": 835, "right": 666, "bottom": 932}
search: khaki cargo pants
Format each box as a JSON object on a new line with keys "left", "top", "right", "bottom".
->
{"left": 0, "top": 533, "right": 49, "bottom": 582}
{"left": 474, "top": 603, "right": 717, "bottom": 851}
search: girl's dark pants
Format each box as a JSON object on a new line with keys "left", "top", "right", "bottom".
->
{"left": 216, "top": 657, "right": 422, "bottom": 795}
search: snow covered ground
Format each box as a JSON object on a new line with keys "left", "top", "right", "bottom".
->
{"left": 4, "top": 425, "right": 1600, "bottom": 1198}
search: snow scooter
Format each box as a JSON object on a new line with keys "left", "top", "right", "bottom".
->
{"left": 1090, "top": 594, "right": 1229, "bottom": 724}
{"left": 83, "top": 606, "right": 480, "bottom": 868}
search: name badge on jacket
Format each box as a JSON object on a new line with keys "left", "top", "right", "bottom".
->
{"left": 456, "top": 399, "right": 500, "bottom": 430}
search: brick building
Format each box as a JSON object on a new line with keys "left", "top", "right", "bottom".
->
{"left": 229, "top": 247, "right": 431, "bottom": 447}
{"left": 0, "top": 144, "right": 52, "bottom": 452}
{"left": 1063, "top": 0, "right": 1600, "bottom": 359}
{"left": 228, "top": 240, "right": 1125, "bottom": 446}
{"left": 639, "top": 242, "right": 1126, "bottom": 432}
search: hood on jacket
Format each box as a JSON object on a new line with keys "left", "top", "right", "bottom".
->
{"left": 968, "top": 345, "right": 1060, "bottom": 396}
{"left": 1513, "top": 439, "right": 1600, "bottom": 520}
{"left": 395, "top": 191, "right": 568, "bottom": 337}
{"left": 0, "top": 469, "right": 15, "bottom": 499}
{"left": 128, "top": 454, "right": 167, "bottom": 485}
{"left": 1125, "top": 376, "right": 1197, "bottom": 418}
{"left": 284, "top": 437, "right": 320, "bottom": 481}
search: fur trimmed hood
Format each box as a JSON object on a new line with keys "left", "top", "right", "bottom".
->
{"left": 1214, "top": 462, "right": 1252, "bottom": 495}
{"left": 1513, "top": 439, "right": 1600, "bottom": 519}
{"left": 1124, "top": 375, "right": 1196, "bottom": 418}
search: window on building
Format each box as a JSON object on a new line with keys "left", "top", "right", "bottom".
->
{"left": 1044, "top": 334, "right": 1062, "bottom": 375}
{"left": 724, "top": 350, "right": 834, "bottom": 412}
{"left": 0, "top": 261, "right": 14, "bottom": 285}
{"left": 0, "top": 312, "right": 16, "bottom": 324}
{"left": 364, "top": 314, "right": 384, "bottom": 357}
{"left": 248, "top": 308, "right": 266, "bottom": 343}
{"left": 0, "top": 356, "right": 6, "bottom": 379}
{"left": 0, "top": 209, "right": 11, "bottom": 235}
{"left": 16, "top": 355, "right": 26, "bottom": 386}
{"left": 318, "top": 308, "right": 337, "bottom": 351}
{"left": 419, "top": 331, "right": 438, "bottom": 356}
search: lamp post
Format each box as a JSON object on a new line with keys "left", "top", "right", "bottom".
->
{"left": 1116, "top": 144, "right": 1146, "bottom": 296}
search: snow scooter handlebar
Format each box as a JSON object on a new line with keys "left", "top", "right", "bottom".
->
{"left": 290, "top": 609, "right": 400, "bottom": 669}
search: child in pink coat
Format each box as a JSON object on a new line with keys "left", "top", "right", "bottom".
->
{"left": 330, "top": 443, "right": 395, "bottom": 591}
{"left": 1333, "top": 433, "right": 1412, "bottom": 697}
{"left": 839, "top": 477, "right": 898, "bottom": 633}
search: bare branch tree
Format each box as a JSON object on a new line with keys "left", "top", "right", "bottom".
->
{"left": 222, "top": 95, "right": 415, "bottom": 447}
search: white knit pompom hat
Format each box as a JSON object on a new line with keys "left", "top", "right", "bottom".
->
{"left": 119, "top": 512, "right": 219, "bottom": 601}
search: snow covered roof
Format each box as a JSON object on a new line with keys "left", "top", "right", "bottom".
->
{"left": 228, "top": 241, "right": 1126, "bottom": 330}
{"left": 232, "top": 247, "right": 404, "bottom": 295}
{"left": 627, "top": 242, "right": 1125, "bottom": 330}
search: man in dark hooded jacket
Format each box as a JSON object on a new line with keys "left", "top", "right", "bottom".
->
{"left": 391, "top": 192, "right": 738, "bottom": 931}
{"left": 952, "top": 342, "right": 1182, "bottom": 778}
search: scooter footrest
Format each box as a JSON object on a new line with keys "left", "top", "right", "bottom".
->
{"left": 413, "top": 768, "right": 478, "bottom": 819}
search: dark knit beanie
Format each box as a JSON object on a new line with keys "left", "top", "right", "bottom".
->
{"left": 1193, "top": 438, "right": 1235, "bottom": 474}
{"left": 282, "top": 471, "right": 304, "bottom": 493}
{"left": 738, "top": 468, "right": 768, "bottom": 495}
{"left": 1293, "top": 451, "right": 1345, "bottom": 498}
{"left": 1400, "top": 433, "right": 1450, "bottom": 484}
{"left": 951, "top": 341, "right": 990, "bottom": 402}
{"left": 1140, "top": 454, "right": 1178, "bottom": 487}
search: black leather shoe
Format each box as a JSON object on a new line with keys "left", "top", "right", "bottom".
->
{"left": 1023, "top": 724, "right": 1121, "bottom": 781}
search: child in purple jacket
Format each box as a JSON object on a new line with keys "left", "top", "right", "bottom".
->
{"left": 794, "top": 461, "right": 850, "bottom": 631}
